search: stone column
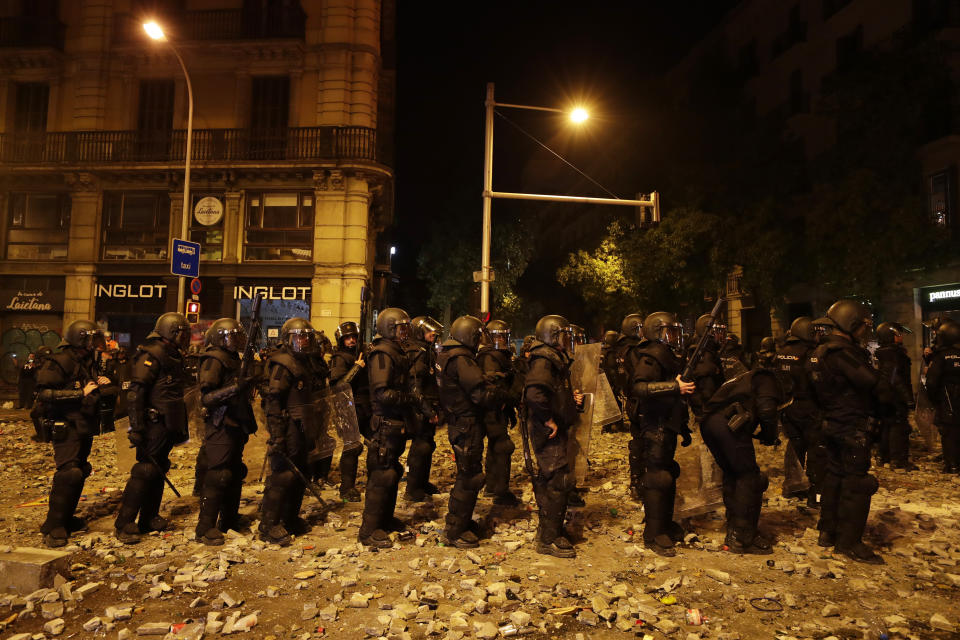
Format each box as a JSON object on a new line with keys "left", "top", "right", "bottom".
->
{"left": 62, "top": 173, "right": 100, "bottom": 327}
{"left": 223, "top": 191, "right": 242, "bottom": 264}
{"left": 219, "top": 277, "right": 237, "bottom": 320}
{"left": 310, "top": 169, "right": 370, "bottom": 336}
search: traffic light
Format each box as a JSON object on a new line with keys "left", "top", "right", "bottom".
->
{"left": 185, "top": 301, "right": 200, "bottom": 324}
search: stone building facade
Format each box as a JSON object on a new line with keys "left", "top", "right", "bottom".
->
{"left": 0, "top": 0, "right": 394, "bottom": 369}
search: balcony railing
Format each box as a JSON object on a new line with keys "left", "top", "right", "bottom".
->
{"left": 0, "top": 127, "right": 379, "bottom": 165}
{"left": 113, "top": 7, "right": 304, "bottom": 44}
{"left": 0, "top": 16, "right": 65, "bottom": 49}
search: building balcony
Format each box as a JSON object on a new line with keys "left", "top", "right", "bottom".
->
{"left": 0, "top": 126, "right": 380, "bottom": 167}
{"left": 0, "top": 16, "right": 65, "bottom": 50}
{"left": 113, "top": 8, "right": 304, "bottom": 44}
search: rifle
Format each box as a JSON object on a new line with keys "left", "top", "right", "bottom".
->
{"left": 239, "top": 293, "right": 263, "bottom": 384}
{"left": 680, "top": 296, "right": 726, "bottom": 383}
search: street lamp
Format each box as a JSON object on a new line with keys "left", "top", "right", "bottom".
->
{"left": 479, "top": 82, "right": 658, "bottom": 316}
{"left": 144, "top": 20, "right": 194, "bottom": 313}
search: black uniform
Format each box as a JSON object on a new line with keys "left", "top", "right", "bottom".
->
{"left": 776, "top": 336, "right": 826, "bottom": 499}
{"left": 404, "top": 338, "right": 440, "bottom": 499}
{"left": 360, "top": 336, "right": 416, "bottom": 541}
{"left": 686, "top": 344, "right": 725, "bottom": 423}
{"left": 261, "top": 347, "right": 322, "bottom": 540}
{"left": 808, "top": 334, "right": 889, "bottom": 551}
{"left": 874, "top": 343, "right": 915, "bottom": 467}
{"left": 104, "top": 354, "right": 132, "bottom": 418}
{"left": 305, "top": 352, "right": 334, "bottom": 483}
{"left": 36, "top": 347, "right": 116, "bottom": 542}
{"left": 523, "top": 342, "right": 580, "bottom": 547}
{"left": 115, "top": 338, "right": 188, "bottom": 535}
{"left": 195, "top": 347, "right": 257, "bottom": 539}
{"left": 701, "top": 370, "right": 780, "bottom": 550}
{"left": 720, "top": 341, "right": 749, "bottom": 379}
{"left": 625, "top": 341, "right": 689, "bottom": 548}
{"left": 608, "top": 335, "right": 641, "bottom": 401}
{"left": 477, "top": 346, "right": 519, "bottom": 500}
{"left": 329, "top": 343, "right": 371, "bottom": 498}
{"left": 438, "top": 342, "right": 506, "bottom": 541}
{"left": 925, "top": 345, "right": 960, "bottom": 472}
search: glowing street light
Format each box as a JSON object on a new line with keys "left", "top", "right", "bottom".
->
{"left": 143, "top": 20, "right": 194, "bottom": 312}
{"left": 570, "top": 107, "right": 589, "bottom": 123}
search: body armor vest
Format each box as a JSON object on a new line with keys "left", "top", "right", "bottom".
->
{"left": 929, "top": 346, "right": 960, "bottom": 425}
{"left": 368, "top": 338, "right": 410, "bottom": 419}
{"left": 41, "top": 349, "right": 99, "bottom": 431}
{"left": 331, "top": 346, "right": 371, "bottom": 410}
{"left": 704, "top": 369, "right": 782, "bottom": 416}
{"left": 632, "top": 340, "right": 687, "bottom": 430}
{"left": 524, "top": 343, "right": 578, "bottom": 429}
{"left": 775, "top": 338, "right": 817, "bottom": 419}
{"left": 437, "top": 345, "right": 482, "bottom": 419}
{"left": 137, "top": 340, "right": 188, "bottom": 433}
{"left": 807, "top": 337, "right": 875, "bottom": 422}
{"left": 610, "top": 336, "right": 640, "bottom": 393}
{"left": 200, "top": 347, "right": 255, "bottom": 429}
{"left": 268, "top": 350, "right": 319, "bottom": 433}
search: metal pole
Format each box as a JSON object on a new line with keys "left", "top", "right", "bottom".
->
{"left": 487, "top": 191, "right": 656, "bottom": 207}
{"left": 480, "top": 82, "right": 494, "bottom": 316}
{"left": 170, "top": 44, "right": 193, "bottom": 314}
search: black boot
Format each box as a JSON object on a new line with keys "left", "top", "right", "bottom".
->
{"left": 193, "top": 446, "right": 208, "bottom": 498}
{"left": 42, "top": 467, "right": 84, "bottom": 548}
{"left": 664, "top": 481, "right": 685, "bottom": 543}
{"left": 535, "top": 479, "right": 574, "bottom": 558}
{"left": 339, "top": 446, "right": 362, "bottom": 502}
{"left": 311, "top": 456, "right": 332, "bottom": 485}
{"left": 138, "top": 475, "right": 167, "bottom": 533}
{"left": 405, "top": 436, "right": 435, "bottom": 501}
{"left": 115, "top": 463, "right": 150, "bottom": 544}
{"left": 483, "top": 429, "right": 515, "bottom": 500}
{"left": 359, "top": 469, "right": 393, "bottom": 548}
{"left": 258, "top": 476, "right": 291, "bottom": 546}
{"left": 445, "top": 485, "right": 481, "bottom": 548}
{"left": 218, "top": 476, "right": 245, "bottom": 532}
{"left": 834, "top": 474, "right": 883, "bottom": 564}
{"left": 817, "top": 471, "right": 842, "bottom": 544}
{"left": 283, "top": 482, "right": 310, "bottom": 535}
{"left": 641, "top": 487, "right": 675, "bottom": 556}
{"left": 196, "top": 470, "right": 229, "bottom": 546}
{"left": 726, "top": 473, "right": 771, "bottom": 554}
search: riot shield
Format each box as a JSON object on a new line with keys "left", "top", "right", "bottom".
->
{"left": 593, "top": 372, "right": 622, "bottom": 427}
{"left": 673, "top": 415, "right": 724, "bottom": 519}
{"left": 781, "top": 439, "right": 810, "bottom": 497}
{"left": 568, "top": 344, "right": 602, "bottom": 484}
{"left": 313, "top": 383, "right": 360, "bottom": 459}
{"left": 915, "top": 385, "right": 939, "bottom": 453}
{"left": 113, "top": 415, "right": 136, "bottom": 476}
{"left": 185, "top": 384, "right": 203, "bottom": 444}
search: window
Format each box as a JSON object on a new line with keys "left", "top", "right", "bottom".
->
{"left": 836, "top": 25, "right": 863, "bottom": 71}
{"left": 189, "top": 194, "right": 224, "bottom": 261}
{"left": 137, "top": 79, "right": 175, "bottom": 159}
{"left": 244, "top": 192, "right": 313, "bottom": 261}
{"left": 6, "top": 193, "right": 69, "bottom": 260}
{"left": 250, "top": 76, "right": 290, "bottom": 159}
{"left": 930, "top": 170, "right": 953, "bottom": 228}
{"left": 14, "top": 83, "right": 49, "bottom": 132}
{"left": 101, "top": 192, "right": 171, "bottom": 260}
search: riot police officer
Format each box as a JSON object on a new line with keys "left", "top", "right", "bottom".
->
{"left": 701, "top": 369, "right": 781, "bottom": 554}
{"left": 776, "top": 317, "right": 825, "bottom": 506}
{"left": 925, "top": 319, "right": 960, "bottom": 473}
{"left": 195, "top": 318, "right": 257, "bottom": 546}
{"left": 115, "top": 313, "right": 191, "bottom": 544}
{"left": 686, "top": 313, "right": 727, "bottom": 423}
{"left": 720, "top": 334, "right": 749, "bottom": 378}
{"left": 478, "top": 319, "right": 521, "bottom": 506}
{"left": 609, "top": 314, "right": 644, "bottom": 406}
{"left": 753, "top": 337, "right": 777, "bottom": 370}
{"left": 329, "top": 321, "right": 370, "bottom": 502}
{"left": 808, "top": 300, "right": 891, "bottom": 564}
{"left": 600, "top": 330, "right": 620, "bottom": 386}
{"left": 437, "top": 316, "right": 509, "bottom": 547}
{"left": 35, "top": 320, "right": 114, "bottom": 547}
{"left": 306, "top": 346, "right": 334, "bottom": 485}
{"left": 874, "top": 322, "right": 916, "bottom": 469}
{"left": 359, "top": 308, "right": 419, "bottom": 548}
{"left": 404, "top": 316, "right": 443, "bottom": 502}
{"left": 523, "top": 315, "right": 584, "bottom": 558}
{"left": 260, "top": 317, "right": 322, "bottom": 545}
{"left": 625, "top": 311, "right": 696, "bottom": 556}
{"left": 104, "top": 348, "right": 132, "bottom": 418}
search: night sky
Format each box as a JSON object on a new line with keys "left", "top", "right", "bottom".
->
{"left": 393, "top": 1, "right": 739, "bottom": 319}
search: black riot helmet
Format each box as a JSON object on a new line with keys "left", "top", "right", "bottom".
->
{"left": 642, "top": 311, "right": 684, "bottom": 352}
{"left": 602, "top": 330, "right": 619, "bottom": 347}
{"left": 63, "top": 319, "right": 107, "bottom": 352}
{"left": 934, "top": 319, "right": 960, "bottom": 350}
{"left": 826, "top": 299, "right": 873, "bottom": 340}
{"left": 789, "top": 316, "right": 815, "bottom": 343}
{"left": 450, "top": 315, "right": 487, "bottom": 352}
{"left": 570, "top": 324, "right": 587, "bottom": 346}
{"left": 411, "top": 315, "right": 444, "bottom": 343}
{"left": 280, "top": 317, "right": 317, "bottom": 354}
{"left": 486, "top": 319, "right": 512, "bottom": 350}
{"left": 521, "top": 334, "right": 535, "bottom": 355}
{"left": 375, "top": 307, "right": 412, "bottom": 343}
{"left": 812, "top": 316, "right": 836, "bottom": 343}
{"left": 536, "top": 314, "right": 574, "bottom": 353}
{"left": 876, "top": 322, "right": 912, "bottom": 346}
{"left": 695, "top": 313, "right": 727, "bottom": 346}
{"left": 759, "top": 336, "right": 776, "bottom": 353}
{"left": 205, "top": 318, "right": 247, "bottom": 353}
{"left": 335, "top": 321, "right": 360, "bottom": 347}
{"left": 620, "top": 313, "right": 643, "bottom": 338}
{"left": 37, "top": 345, "right": 53, "bottom": 358}
{"left": 149, "top": 312, "right": 191, "bottom": 351}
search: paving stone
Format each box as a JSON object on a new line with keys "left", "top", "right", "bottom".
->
{"left": 0, "top": 547, "right": 73, "bottom": 594}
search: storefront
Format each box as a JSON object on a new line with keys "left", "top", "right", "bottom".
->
{"left": 94, "top": 278, "right": 174, "bottom": 350}
{"left": 233, "top": 279, "right": 312, "bottom": 345}
{"left": 0, "top": 275, "right": 65, "bottom": 385}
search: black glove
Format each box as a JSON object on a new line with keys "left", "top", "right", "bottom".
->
{"left": 680, "top": 431, "right": 692, "bottom": 447}
{"left": 758, "top": 428, "right": 778, "bottom": 447}
{"left": 128, "top": 429, "right": 144, "bottom": 448}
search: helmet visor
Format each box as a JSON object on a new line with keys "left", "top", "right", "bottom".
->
{"left": 490, "top": 330, "right": 511, "bottom": 351}
{"left": 557, "top": 328, "right": 574, "bottom": 354}
{"left": 710, "top": 323, "right": 727, "bottom": 346}
{"left": 175, "top": 326, "right": 191, "bottom": 351}
{"left": 221, "top": 328, "right": 247, "bottom": 353}
{"left": 660, "top": 324, "right": 684, "bottom": 350}
{"left": 86, "top": 330, "right": 107, "bottom": 352}
{"left": 394, "top": 321, "right": 412, "bottom": 343}
{"left": 289, "top": 329, "right": 316, "bottom": 353}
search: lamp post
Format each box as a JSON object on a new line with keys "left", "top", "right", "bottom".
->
{"left": 480, "top": 82, "right": 659, "bottom": 317}
{"left": 144, "top": 20, "right": 193, "bottom": 313}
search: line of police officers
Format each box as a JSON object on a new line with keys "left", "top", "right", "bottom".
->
{"left": 31, "top": 300, "right": 960, "bottom": 566}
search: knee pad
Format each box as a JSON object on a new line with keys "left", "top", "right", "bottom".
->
{"left": 667, "top": 460, "right": 681, "bottom": 479}
{"left": 410, "top": 439, "right": 432, "bottom": 459}
{"left": 371, "top": 467, "right": 400, "bottom": 488}
{"left": 80, "top": 461, "right": 93, "bottom": 478}
{"left": 642, "top": 469, "right": 673, "bottom": 491}
{"left": 236, "top": 463, "right": 248, "bottom": 480}
{"left": 55, "top": 465, "right": 85, "bottom": 486}
{"left": 207, "top": 468, "right": 233, "bottom": 490}
{"left": 493, "top": 437, "right": 515, "bottom": 456}
{"left": 131, "top": 461, "right": 160, "bottom": 482}
{"left": 844, "top": 474, "right": 879, "bottom": 496}
{"left": 543, "top": 468, "right": 570, "bottom": 493}
{"left": 270, "top": 469, "right": 296, "bottom": 491}
{"left": 464, "top": 472, "right": 486, "bottom": 492}
{"left": 744, "top": 471, "right": 768, "bottom": 493}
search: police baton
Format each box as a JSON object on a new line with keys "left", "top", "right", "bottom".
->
{"left": 275, "top": 448, "right": 328, "bottom": 510}
{"left": 147, "top": 453, "right": 182, "bottom": 498}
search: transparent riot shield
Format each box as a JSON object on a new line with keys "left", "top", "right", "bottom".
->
{"left": 915, "top": 385, "right": 939, "bottom": 453}
{"left": 184, "top": 384, "right": 203, "bottom": 444}
{"left": 314, "top": 383, "right": 361, "bottom": 458}
{"left": 113, "top": 415, "right": 136, "bottom": 476}
{"left": 568, "top": 344, "right": 602, "bottom": 484}
{"left": 593, "top": 372, "right": 622, "bottom": 427}
{"left": 674, "top": 415, "right": 725, "bottom": 519}
{"left": 781, "top": 439, "right": 810, "bottom": 497}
